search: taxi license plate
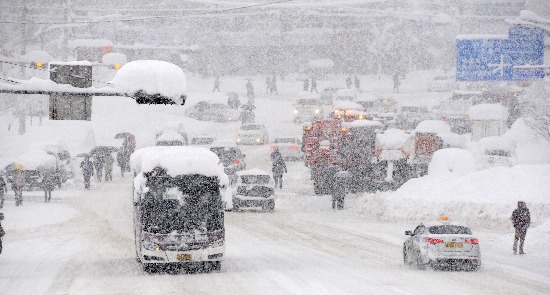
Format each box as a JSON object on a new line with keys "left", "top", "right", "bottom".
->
{"left": 445, "top": 242, "right": 463, "bottom": 248}
{"left": 177, "top": 254, "right": 192, "bottom": 261}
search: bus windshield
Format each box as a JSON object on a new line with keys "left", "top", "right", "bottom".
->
{"left": 140, "top": 171, "right": 223, "bottom": 235}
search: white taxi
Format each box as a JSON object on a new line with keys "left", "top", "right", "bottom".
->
{"left": 403, "top": 216, "right": 481, "bottom": 271}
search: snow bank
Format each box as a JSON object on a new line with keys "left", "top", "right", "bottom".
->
{"left": 333, "top": 100, "right": 362, "bottom": 110}
{"left": 111, "top": 60, "right": 186, "bottom": 102}
{"left": 478, "top": 136, "right": 516, "bottom": 153}
{"left": 11, "top": 148, "right": 57, "bottom": 170}
{"left": 1, "top": 202, "right": 77, "bottom": 231}
{"left": 308, "top": 59, "right": 334, "bottom": 69}
{"left": 428, "top": 148, "right": 476, "bottom": 176}
{"left": 357, "top": 165, "right": 550, "bottom": 229}
{"left": 20, "top": 50, "right": 54, "bottom": 63}
{"left": 468, "top": 104, "right": 508, "bottom": 120}
{"left": 503, "top": 119, "right": 550, "bottom": 164}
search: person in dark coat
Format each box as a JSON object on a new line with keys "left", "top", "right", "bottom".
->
{"left": 393, "top": 72, "right": 401, "bottom": 94}
{"left": 511, "top": 201, "right": 530, "bottom": 254}
{"left": 270, "top": 148, "right": 287, "bottom": 189}
{"left": 265, "top": 76, "right": 272, "bottom": 94}
{"left": 93, "top": 154, "right": 104, "bottom": 182}
{"left": 213, "top": 77, "right": 221, "bottom": 92}
{"left": 41, "top": 171, "right": 55, "bottom": 202}
{"left": 80, "top": 157, "right": 94, "bottom": 190}
{"left": 346, "top": 76, "right": 352, "bottom": 89}
{"left": 310, "top": 77, "right": 318, "bottom": 93}
{"left": 354, "top": 75, "right": 361, "bottom": 91}
{"left": 104, "top": 154, "right": 114, "bottom": 181}
{"left": 303, "top": 78, "right": 309, "bottom": 92}
{"left": 271, "top": 74, "right": 278, "bottom": 95}
{"left": 0, "top": 175, "right": 6, "bottom": 208}
{"left": 12, "top": 169, "right": 25, "bottom": 206}
{"left": 0, "top": 212, "right": 5, "bottom": 255}
{"left": 246, "top": 80, "right": 255, "bottom": 104}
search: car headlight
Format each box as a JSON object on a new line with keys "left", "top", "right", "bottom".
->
{"left": 237, "top": 137, "right": 241, "bottom": 142}
{"left": 256, "top": 138, "right": 260, "bottom": 142}
{"left": 293, "top": 109, "right": 299, "bottom": 114}
{"left": 142, "top": 237, "right": 161, "bottom": 251}
{"left": 314, "top": 109, "right": 320, "bottom": 114}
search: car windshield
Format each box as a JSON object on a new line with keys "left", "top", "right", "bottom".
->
{"left": 210, "top": 147, "right": 239, "bottom": 165}
{"left": 428, "top": 225, "right": 472, "bottom": 235}
{"left": 274, "top": 138, "right": 296, "bottom": 144}
{"left": 241, "top": 124, "right": 262, "bottom": 131}
{"left": 297, "top": 99, "right": 319, "bottom": 105}
{"left": 192, "top": 138, "right": 215, "bottom": 145}
{"left": 241, "top": 175, "right": 270, "bottom": 184}
{"left": 401, "top": 106, "right": 428, "bottom": 113}
{"left": 141, "top": 171, "right": 223, "bottom": 235}
{"left": 156, "top": 140, "right": 183, "bottom": 146}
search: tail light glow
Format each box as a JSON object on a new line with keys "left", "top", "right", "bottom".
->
{"left": 269, "top": 145, "right": 277, "bottom": 149}
{"left": 465, "top": 238, "right": 478, "bottom": 244}
{"left": 234, "top": 160, "right": 239, "bottom": 165}
{"left": 426, "top": 238, "right": 444, "bottom": 245}
{"left": 289, "top": 146, "right": 299, "bottom": 150}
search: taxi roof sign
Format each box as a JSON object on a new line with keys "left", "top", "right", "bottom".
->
{"left": 439, "top": 215, "right": 450, "bottom": 222}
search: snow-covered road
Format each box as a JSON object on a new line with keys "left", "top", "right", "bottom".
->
{"left": 1, "top": 163, "right": 549, "bottom": 295}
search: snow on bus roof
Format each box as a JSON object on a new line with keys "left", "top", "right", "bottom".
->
{"left": 415, "top": 120, "right": 451, "bottom": 134}
{"left": 130, "top": 146, "right": 223, "bottom": 178}
{"left": 468, "top": 104, "right": 508, "bottom": 120}
{"left": 342, "top": 120, "right": 383, "bottom": 128}
{"left": 333, "top": 100, "right": 362, "bottom": 110}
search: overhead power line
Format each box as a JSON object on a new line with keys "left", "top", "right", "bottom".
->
{"left": 0, "top": 0, "right": 293, "bottom": 25}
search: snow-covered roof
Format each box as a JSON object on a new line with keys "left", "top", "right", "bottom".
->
{"left": 479, "top": 136, "right": 516, "bottom": 152}
{"left": 68, "top": 39, "right": 113, "bottom": 48}
{"left": 468, "top": 104, "right": 508, "bottom": 121}
{"left": 428, "top": 148, "right": 476, "bottom": 177}
{"left": 376, "top": 128, "right": 409, "bottom": 149}
{"left": 333, "top": 100, "right": 362, "bottom": 110}
{"left": 111, "top": 60, "right": 186, "bottom": 103}
{"left": 308, "top": 59, "right": 334, "bottom": 69}
{"left": 342, "top": 120, "right": 384, "bottom": 129}
{"left": 156, "top": 129, "right": 184, "bottom": 143}
{"left": 415, "top": 120, "right": 451, "bottom": 134}
{"left": 236, "top": 168, "right": 270, "bottom": 176}
{"left": 130, "top": 146, "right": 223, "bottom": 178}
{"left": 11, "top": 148, "right": 57, "bottom": 170}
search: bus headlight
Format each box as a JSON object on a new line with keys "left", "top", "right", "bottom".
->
{"left": 293, "top": 109, "right": 299, "bottom": 115}
{"left": 314, "top": 108, "right": 320, "bottom": 114}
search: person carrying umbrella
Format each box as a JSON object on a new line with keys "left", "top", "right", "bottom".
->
{"left": 0, "top": 174, "right": 6, "bottom": 208}
{"left": 12, "top": 168, "right": 26, "bottom": 206}
{"left": 104, "top": 153, "right": 114, "bottom": 181}
{"left": 80, "top": 156, "right": 94, "bottom": 190}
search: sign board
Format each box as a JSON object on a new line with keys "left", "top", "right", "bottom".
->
{"left": 49, "top": 63, "right": 92, "bottom": 120}
{"left": 456, "top": 25, "right": 545, "bottom": 81}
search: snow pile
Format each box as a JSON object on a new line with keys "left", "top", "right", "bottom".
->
{"left": 1, "top": 203, "right": 77, "bottom": 231}
{"left": 503, "top": 119, "right": 550, "bottom": 164}
{"left": 111, "top": 60, "right": 186, "bottom": 102}
{"left": 468, "top": 104, "right": 508, "bottom": 121}
{"left": 101, "top": 53, "right": 127, "bottom": 65}
{"left": 357, "top": 164, "right": 550, "bottom": 229}
{"left": 376, "top": 128, "right": 408, "bottom": 149}
{"left": 333, "top": 100, "right": 362, "bottom": 110}
{"left": 428, "top": 148, "right": 476, "bottom": 176}
{"left": 10, "top": 148, "right": 57, "bottom": 170}
{"left": 155, "top": 129, "right": 184, "bottom": 143}
{"left": 20, "top": 50, "right": 54, "bottom": 63}
{"left": 477, "top": 136, "right": 516, "bottom": 154}
{"left": 416, "top": 120, "right": 466, "bottom": 148}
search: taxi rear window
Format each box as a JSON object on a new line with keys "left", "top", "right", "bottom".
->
{"left": 428, "top": 225, "right": 472, "bottom": 235}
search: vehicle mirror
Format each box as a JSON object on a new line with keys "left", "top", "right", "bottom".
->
{"left": 405, "top": 230, "right": 413, "bottom": 236}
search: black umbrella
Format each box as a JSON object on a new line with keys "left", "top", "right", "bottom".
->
{"left": 114, "top": 132, "right": 133, "bottom": 139}
{"left": 76, "top": 153, "right": 91, "bottom": 158}
{"left": 90, "top": 146, "right": 119, "bottom": 155}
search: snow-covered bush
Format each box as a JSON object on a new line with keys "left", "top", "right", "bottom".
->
{"left": 428, "top": 148, "right": 476, "bottom": 176}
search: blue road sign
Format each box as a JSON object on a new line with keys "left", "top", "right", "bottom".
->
{"left": 456, "top": 25, "right": 545, "bottom": 81}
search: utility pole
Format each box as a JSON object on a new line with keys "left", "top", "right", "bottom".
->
{"left": 61, "top": 0, "right": 72, "bottom": 61}
{"left": 20, "top": 4, "right": 28, "bottom": 77}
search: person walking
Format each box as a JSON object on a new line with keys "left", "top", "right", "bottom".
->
{"left": 246, "top": 80, "right": 255, "bottom": 105}
{"left": 41, "top": 171, "right": 55, "bottom": 203}
{"left": 0, "top": 212, "right": 5, "bottom": 255}
{"left": 310, "top": 77, "right": 318, "bottom": 93}
{"left": 270, "top": 148, "right": 287, "bottom": 189}
{"left": 271, "top": 74, "right": 278, "bottom": 95}
{"left": 265, "top": 76, "right": 272, "bottom": 94}
{"left": 346, "top": 76, "right": 352, "bottom": 89}
{"left": 80, "top": 157, "right": 94, "bottom": 190}
{"left": 104, "top": 153, "right": 114, "bottom": 181}
{"left": 303, "top": 78, "right": 309, "bottom": 92}
{"left": 512, "top": 201, "right": 531, "bottom": 255}
{"left": 354, "top": 75, "right": 361, "bottom": 91}
{"left": 212, "top": 77, "right": 221, "bottom": 92}
{"left": 0, "top": 175, "right": 6, "bottom": 208}
{"left": 12, "top": 169, "right": 25, "bottom": 206}
{"left": 393, "top": 72, "right": 401, "bottom": 94}
{"left": 93, "top": 154, "right": 104, "bottom": 182}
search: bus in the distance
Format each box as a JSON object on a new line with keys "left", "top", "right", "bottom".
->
{"left": 130, "top": 146, "right": 228, "bottom": 273}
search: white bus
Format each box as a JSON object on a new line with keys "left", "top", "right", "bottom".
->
{"left": 130, "top": 146, "right": 228, "bottom": 273}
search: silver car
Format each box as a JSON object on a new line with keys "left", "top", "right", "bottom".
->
{"left": 270, "top": 137, "right": 302, "bottom": 161}
{"left": 403, "top": 219, "right": 481, "bottom": 271}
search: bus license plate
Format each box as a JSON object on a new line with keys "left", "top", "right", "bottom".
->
{"left": 177, "top": 254, "right": 192, "bottom": 261}
{"left": 445, "top": 242, "right": 463, "bottom": 248}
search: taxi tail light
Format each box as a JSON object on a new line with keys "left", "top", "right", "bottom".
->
{"left": 269, "top": 145, "right": 277, "bottom": 149}
{"left": 465, "top": 238, "right": 478, "bottom": 244}
{"left": 234, "top": 160, "right": 239, "bottom": 165}
{"left": 426, "top": 238, "right": 444, "bottom": 245}
{"left": 289, "top": 146, "right": 299, "bottom": 150}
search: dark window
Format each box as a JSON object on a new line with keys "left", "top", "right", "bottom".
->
{"left": 428, "top": 225, "right": 472, "bottom": 235}
{"left": 241, "top": 175, "right": 270, "bottom": 184}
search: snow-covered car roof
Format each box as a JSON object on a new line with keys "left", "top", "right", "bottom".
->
{"left": 468, "top": 104, "right": 509, "bottom": 121}
{"left": 415, "top": 120, "right": 451, "bottom": 134}
{"left": 333, "top": 100, "right": 362, "bottom": 110}
{"left": 478, "top": 136, "right": 516, "bottom": 153}
{"left": 342, "top": 120, "right": 383, "bottom": 129}
{"left": 10, "top": 148, "right": 57, "bottom": 171}
{"left": 130, "top": 146, "right": 224, "bottom": 178}
{"left": 376, "top": 129, "right": 409, "bottom": 149}
{"left": 236, "top": 168, "right": 270, "bottom": 176}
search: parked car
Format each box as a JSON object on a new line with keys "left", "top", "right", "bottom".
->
{"left": 395, "top": 105, "right": 431, "bottom": 130}
{"left": 155, "top": 128, "right": 188, "bottom": 146}
{"left": 209, "top": 140, "right": 246, "bottom": 183}
{"left": 236, "top": 124, "right": 269, "bottom": 145}
{"left": 185, "top": 101, "right": 240, "bottom": 122}
{"left": 293, "top": 95, "right": 324, "bottom": 123}
{"left": 403, "top": 216, "right": 481, "bottom": 271}
{"left": 270, "top": 137, "right": 302, "bottom": 161}
{"left": 232, "top": 169, "right": 275, "bottom": 212}
{"left": 427, "top": 75, "right": 456, "bottom": 92}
